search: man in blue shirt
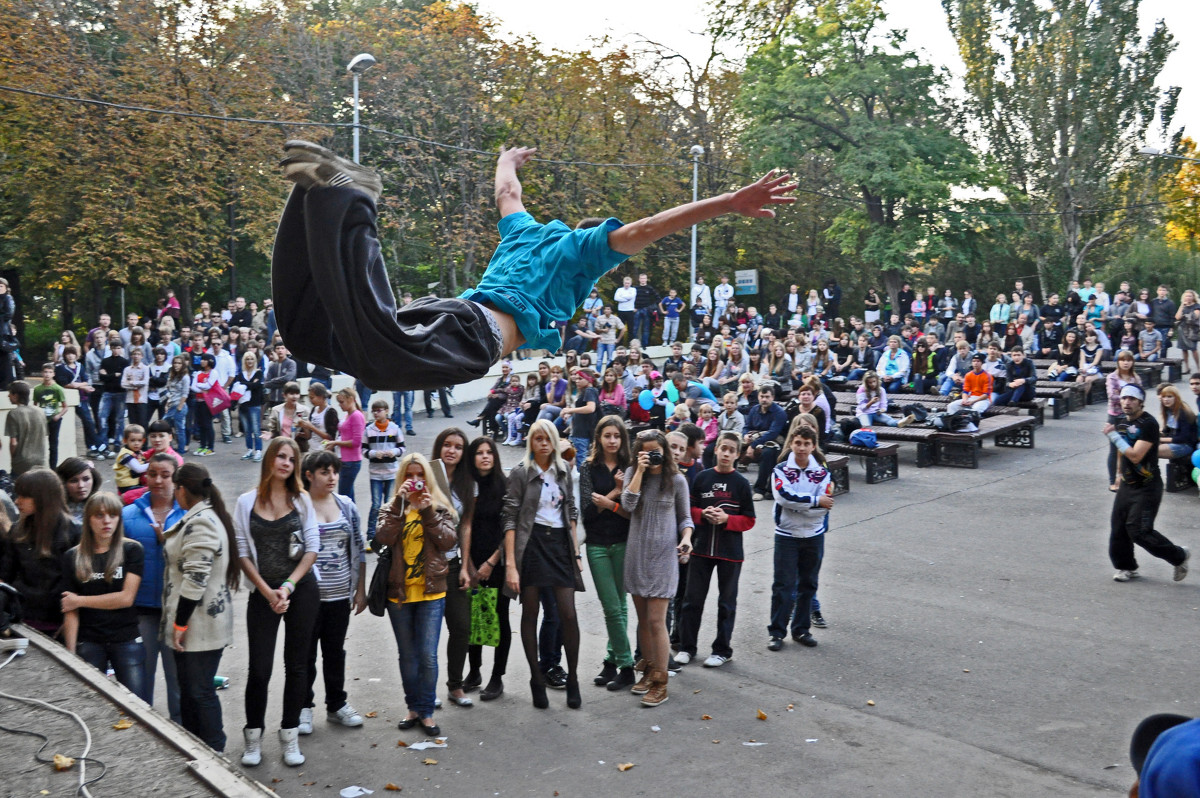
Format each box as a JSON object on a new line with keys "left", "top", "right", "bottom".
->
{"left": 273, "top": 141, "right": 795, "bottom": 391}
{"left": 739, "top": 382, "right": 789, "bottom": 500}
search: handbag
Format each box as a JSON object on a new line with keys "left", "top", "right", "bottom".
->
{"left": 203, "top": 380, "right": 232, "bottom": 414}
{"left": 468, "top": 587, "right": 500, "bottom": 647}
{"left": 367, "top": 545, "right": 393, "bottom": 617}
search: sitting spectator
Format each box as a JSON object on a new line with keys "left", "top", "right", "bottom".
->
{"left": 1047, "top": 329, "right": 1081, "bottom": 382}
{"left": 876, "top": 335, "right": 910, "bottom": 392}
{"left": 739, "top": 382, "right": 788, "bottom": 501}
{"left": 993, "top": 348, "right": 1037, "bottom": 406}
{"left": 938, "top": 340, "right": 972, "bottom": 396}
{"left": 854, "top": 371, "right": 908, "bottom": 428}
{"left": 1138, "top": 318, "right": 1163, "bottom": 362}
{"left": 1156, "top": 384, "right": 1198, "bottom": 463}
{"left": 946, "top": 353, "right": 993, "bottom": 420}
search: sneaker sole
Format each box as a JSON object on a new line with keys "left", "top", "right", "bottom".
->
{"left": 641, "top": 695, "right": 669, "bottom": 707}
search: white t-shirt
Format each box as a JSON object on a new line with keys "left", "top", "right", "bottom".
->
{"left": 614, "top": 286, "right": 637, "bottom": 312}
{"left": 534, "top": 467, "right": 565, "bottom": 528}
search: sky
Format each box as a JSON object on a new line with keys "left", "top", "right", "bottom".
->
{"left": 473, "top": 0, "right": 1198, "bottom": 149}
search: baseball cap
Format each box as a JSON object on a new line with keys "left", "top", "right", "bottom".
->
{"left": 1120, "top": 384, "right": 1146, "bottom": 401}
{"left": 1131, "top": 715, "right": 1200, "bottom": 797}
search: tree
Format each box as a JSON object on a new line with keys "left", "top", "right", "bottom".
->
{"left": 1163, "top": 137, "right": 1200, "bottom": 252}
{"left": 736, "top": 0, "right": 982, "bottom": 308}
{"left": 944, "top": 0, "right": 1179, "bottom": 295}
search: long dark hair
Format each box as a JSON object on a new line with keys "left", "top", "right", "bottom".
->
{"left": 55, "top": 457, "right": 102, "bottom": 500}
{"left": 432, "top": 427, "right": 474, "bottom": 521}
{"left": 465, "top": 437, "right": 505, "bottom": 513}
{"left": 588, "top": 415, "right": 631, "bottom": 470}
{"left": 12, "top": 468, "right": 72, "bottom": 558}
{"left": 75, "top": 492, "right": 128, "bottom": 583}
{"left": 173, "top": 463, "right": 240, "bottom": 589}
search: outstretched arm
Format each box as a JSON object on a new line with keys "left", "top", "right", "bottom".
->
{"left": 495, "top": 146, "right": 537, "bottom": 218}
{"left": 608, "top": 170, "right": 796, "bottom": 256}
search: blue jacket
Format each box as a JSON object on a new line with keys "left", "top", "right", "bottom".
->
{"left": 122, "top": 494, "right": 185, "bottom": 609}
{"left": 744, "top": 403, "right": 788, "bottom": 445}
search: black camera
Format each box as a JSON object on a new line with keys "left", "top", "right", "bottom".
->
{"left": 646, "top": 450, "right": 664, "bottom": 466}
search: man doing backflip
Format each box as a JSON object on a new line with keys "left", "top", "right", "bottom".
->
{"left": 271, "top": 141, "right": 796, "bottom": 391}
{"left": 1105, "top": 383, "right": 1189, "bottom": 583}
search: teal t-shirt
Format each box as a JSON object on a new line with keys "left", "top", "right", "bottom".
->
{"left": 460, "top": 212, "right": 630, "bottom": 353}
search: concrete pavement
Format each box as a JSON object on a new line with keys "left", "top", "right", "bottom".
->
{"left": 87, "top": 390, "right": 1198, "bottom": 797}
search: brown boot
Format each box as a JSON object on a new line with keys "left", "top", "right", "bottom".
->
{"left": 640, "top": 670, "right": 669, "bottom": 707}
{"left": 630, "top": 661, "right": 656, "bottom": 695}
{"left": 633, "top": 658, "right": 648, "bottom": 673}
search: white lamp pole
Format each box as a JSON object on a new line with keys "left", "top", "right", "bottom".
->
{"left": 347, "top": 53, "right": 378, "bottom": 164}
{"left": 689, "top": 145, "right": 705, "bottom": 301}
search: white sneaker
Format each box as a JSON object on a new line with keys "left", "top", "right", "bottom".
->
{"left": 703, "top": 654, "right": 730, "bottom": 668}
{"left": 1174, "top": 547, "right": 1190, "bottom": 582}
{"left": 241, "top": 728, "right": 263, "bottom": 766}
{"left": 673, "top": 651, "right": 691, "bottom": 666}
{"left": 279, "top": 727, "right": 305, "bottom": 766}
{"left": 1113, "top": 569, "right": 1140, "bottom": 582}
{"left": 328, "top": 704, "right": 364, "bottom": 727}
{"left": 297, "top": 706, "right": 313, "bottom": 735}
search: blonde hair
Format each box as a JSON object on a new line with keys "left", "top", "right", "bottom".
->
{"left": 523, "top": 419, "right": 567, "bottom": 473}
{"left": 336, "top": 386, "right": 362, "bottom": 412}
{"left": 75, "top": 492, "right": 129, "bottom": 583}
{"left": 393, "top": 452, "right": 458, "bottom": 524}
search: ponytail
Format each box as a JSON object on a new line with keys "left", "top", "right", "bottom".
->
{"left": 174, "top": 463, "right": 241, "bottom": 589}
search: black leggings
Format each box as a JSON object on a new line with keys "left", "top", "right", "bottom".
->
{"left": 443, "top": 558, "right": 472, "bottom": 692}
{"left": 245, "top": 576, "right": 318, "bottom": 729}
{"left": 519, "top": 586, "right": 578, "bottom": 684}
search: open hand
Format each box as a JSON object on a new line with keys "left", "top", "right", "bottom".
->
{"left": 499, "top": 146, "right": 537, "bottom": 170}
{"left": 728, "top": 170, "right": 797, "bottom": 219}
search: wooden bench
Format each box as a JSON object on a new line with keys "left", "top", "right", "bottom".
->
{"left": 1166, "top": 457, "right": 1196, "bottom": 494}
{"left": 824, "top": 441, "right": 900, "bottom": 484}
{"left": 827, "top": 453, "right": 850, "bottom": 495}
{"left": 857, "top": 415, "right": 1036, "bottom": 469}
{"left": 1033, "top": 383, "right": 1076, "bottom": 418}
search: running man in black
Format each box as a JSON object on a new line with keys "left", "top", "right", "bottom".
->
{"left": 272, "top": 142, "right": 795, "bottom": 391}
{"left": 1105, "top": 383, "right": 1190, "bottom": 583}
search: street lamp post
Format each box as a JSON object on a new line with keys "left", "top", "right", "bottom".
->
{"left": 1137, "top": 146, "right": 1200, "bottom": 165}
{"left": 689, "top": 145, "right": 704, "bottom": 304}
{"left": 347, "top": 53, "right": 378, "bottom": 164}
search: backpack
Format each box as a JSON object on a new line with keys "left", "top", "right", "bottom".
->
{"left": 848, "top": 428, "right": 878, "bottom": 448}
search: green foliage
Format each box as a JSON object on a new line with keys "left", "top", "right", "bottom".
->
{"left": 1096, "top": 237, "right": 1200, "bottom": 295}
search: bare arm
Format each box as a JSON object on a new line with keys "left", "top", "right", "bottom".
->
{"left": 608, "top": 171, "right": 796, "bottom": 256}
{"left": 495, "top": 146, "right": 537, "bottom": 218}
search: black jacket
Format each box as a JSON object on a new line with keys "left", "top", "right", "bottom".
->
{"left": 0, "top": 517, "right": 81, "bottom": 627}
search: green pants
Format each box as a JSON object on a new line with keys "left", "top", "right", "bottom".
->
{"left": 586, "top": 542, "right": 633, "bottom": 668}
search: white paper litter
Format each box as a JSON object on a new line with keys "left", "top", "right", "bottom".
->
{"left": 408, "top": 740, "right": 448, "bottom": 750}
{"left": 742, "top": 742, "right": 768, "bottom": 746}
{"left": 340, "top": 788, "right": 374, "bottom": 798}
{"left": 650, "top": 725, "right": 661, "bottom": 732}
{"left": 806, "top": 739, "right": 819, "bottom": 743}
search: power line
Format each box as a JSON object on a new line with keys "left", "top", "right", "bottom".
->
{"left": 1, "top": 82, "right": 1195, "bottom": 217}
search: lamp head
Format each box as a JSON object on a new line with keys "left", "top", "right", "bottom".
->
{"left": 347, "top": 53, "right": 377, "bottom": 74}
{"left": 689, "top": 145, "right": 706, "bottom": 157}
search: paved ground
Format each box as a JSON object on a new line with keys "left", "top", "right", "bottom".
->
{"left": 82, "top": 390, "right": 1198, "bottom": 797}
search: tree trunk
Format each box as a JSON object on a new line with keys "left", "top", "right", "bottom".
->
{"left": 90, "top": 279, "right": 105, "bottom": 324}
{"left": 1035, "top": 254, "right": 1050, "bottom": 302}
{"left": 61, "top": 288, "right": 73, "bottom": 333}
{"left": 881, "top": 269, "right": 905, "bottom": 317}
{"left": 176, "top": 283, "right": 192, "bottom": 325}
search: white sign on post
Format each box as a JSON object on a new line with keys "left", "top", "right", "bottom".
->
{"left": 734, "top": 269, "right": 758, "bottom": 296}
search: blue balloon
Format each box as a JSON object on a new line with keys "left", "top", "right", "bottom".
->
{"left": 665, "top": 382, "right": 680, "bottom": 403}
{"left": 664, "top": 401, "right": 675, "bottom": 417}
{"left": 638, "top": 389, "right": 655, "bottom": 411}
{"left": 1193, "top": 449, "right": 1200, "bottom": 469}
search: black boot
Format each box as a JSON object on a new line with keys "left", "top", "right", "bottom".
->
{"left": 593, "top": 661, "right": 617, "bottom": 686}
{"left": 463, "top": 669, "right": 483, "bottom": 692}
{"left": 529, "top": 678, "right": 549, "bottom": 709}
{"left": 606, "top": 666, "right": 636, "bottom": 692}
{"left": 480, "top": 676, "right": 504, "bottom": 701}
{"left": 566, "top": 676, "right": 581, "bottom": 709}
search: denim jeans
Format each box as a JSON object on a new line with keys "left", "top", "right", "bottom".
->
{"left": 570, "top": 436, "right": 591, "bottom": 467}
{"left": 392, "top": 391, "right": 415, "bottom": 431}
{"left": 138, "top": 611, "right": 181, "bottom": 722}
{"left": 846, "top": 368, "right": 867, "bottom": 381}
{"left": 596, "top": 343, "right": 615, "bottom": 373}
{"left": 163, "top": 403, "right": 188, "bottom": 451}
{"left": 633, "top": 307, "right": 654, "bottom": 345}
{"left": 306, "top": 599, "right": 351, "bottom": 713}
{"left": 537, "top": 587, "right": 563, "bottom": 671}
{"left": 678, "top": 555, "right": 742, "bottom": 659}
{"left": 369, "top": 478, "right": 394, "bottom": 539}
{"left": 586, "top": 543, "right": 633, "bottom": 668}
{"left": 241, "top": 405, "right": 263, "bottom": 451}
{"left": 938, "top": 375, "right": 957, "bottom": 395}
{"left": 995, "top": 382, "right": 1035, "bottom": 406}
{"left": 356, "top": 380, "right": 372, "bottom": 412}
{"left": 661, "top": 317, "right": 679, "bottom": 345}
{"left": 857, "top": 412, "right": 898, "bottom": 427}
{"left": 77, "top": 638, "right": 146, "bottom": 698}
{"left": 884, "top": 378, "right": 906, "bottom": 393}
{"left": 75, "top": 396, "right": 98, "bottom": 449}
{"left": 386, "top": 597, "right": 445, "bottom": 718}
{"left": 767, "top": 534, "right": 824, "bottom": 639}
{"left": 175, "top": 647, "right": 225, "bottom": 751}
{"left": 338, "top": 460, "right": 361, "bottom": 502}
{"left": 97, "top": 392, "right": 126, "bottom": 443}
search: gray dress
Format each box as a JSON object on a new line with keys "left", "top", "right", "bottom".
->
{"left": 622, "top": 469, "right": 693, "bottom": 599}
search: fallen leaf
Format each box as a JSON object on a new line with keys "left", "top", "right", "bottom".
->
{"left": 371, "top": 743, "right": 379, "bottom": 748}
{"left": 786, "top": 704, "right": 795, "bottom": 710}
{"left": 712, "top": 740, "right": 720, "bottom": 744}
{"left": 112, "top": 718, "right": 134, "bottom": 730}
{"left": 617, "top": 763, "right": 635, "bottom": 772}
{"left": 963, "top": 669, "right": 970, "bottom": 673}
{"left": 693, "top": 689, "right": 702, "bottom": 694}
{"left": 272, "top": 778, "right": 283, "bottom": 783}
{"left": 303, "top": 783, "right": 316, "bottom": 787}
{"left": 396, "top": 740, "right": 408, "bottom": 747}
{"left": 40, "top": 792, "right": 50, "bottom": 796}
{"left": 435, "top": 738, "right": 446, "bottom": 745}
{"left": 422, "top": 758, "right": 437, "bottom": 766}
{"left": 53, "top": 754, "right": 75, "bottom": 771}
{"left": 385, "top": 785, "right": 402, "bottom": 792}
{"left": 749, "top": 739, "right": 757, "bottom": 743}
{"left": 867, "top": 700, "right": 876, "bottom": 707}
{"left": 554, "top": 793, "right": 559, "bottom": 797}
{"left": 701, "top": 714, "right": 712, "bottom": 720}
{"left": 756, "top": 709, "right": 768, "bottom": 721}
{"left": 364, "top": 712, "right": 378, "bottom": 718}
